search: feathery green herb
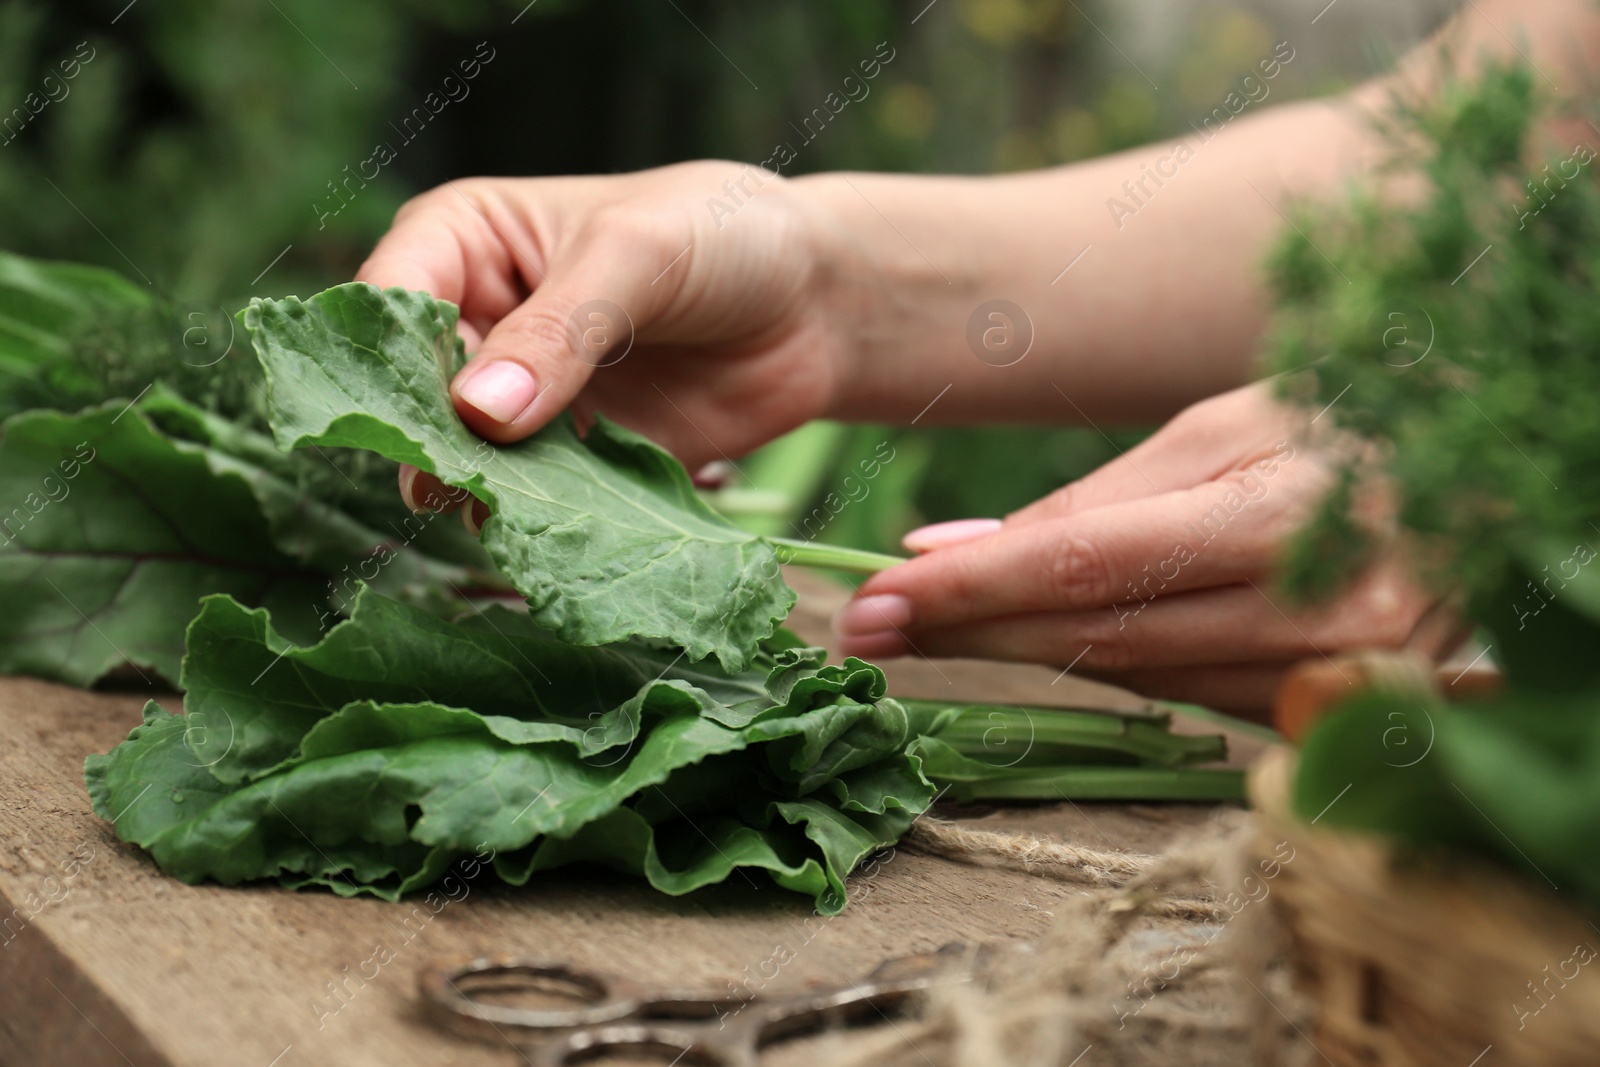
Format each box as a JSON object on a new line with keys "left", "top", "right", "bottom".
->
{"left": 1269, "top": 60, "right": 1600, "bottom": 909}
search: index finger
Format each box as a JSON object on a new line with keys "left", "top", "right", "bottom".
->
{"left": 355, "top": 184, "right": 536, "bottom": 342}
{"left": 851, "top": 471, "right": 1310, "bottom": 632}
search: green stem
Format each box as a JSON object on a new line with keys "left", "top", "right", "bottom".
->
{"left": 898, "top": 699, "right": 1227, "bottom": 768}
{"left": 908, "top": 700, "right": 1228, "bottom": 767}
{"left": 899, "top": 698, "right": 1239, "bottom": 803}
{"left": 939, "top": 767, "right": 1247, "bottom": 803}
{"left": 769, "top": 537, "right": 905, "bottom": 574}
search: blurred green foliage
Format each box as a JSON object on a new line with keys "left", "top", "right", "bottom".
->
{"left": 1264, "top": 58, "right": 1600, "bottom": 690}
{"left": 0, "top": 0, "right": 1383, "bottom": 558}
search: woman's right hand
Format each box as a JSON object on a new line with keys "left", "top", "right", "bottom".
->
{"left": 355, "top": 162, "right": 855, "bottom": 517}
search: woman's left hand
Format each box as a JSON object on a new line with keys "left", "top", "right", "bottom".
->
{"left": 831, "top": 383, "right": 1461, "bottom": 716}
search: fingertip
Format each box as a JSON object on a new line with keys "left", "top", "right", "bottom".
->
{"left": 692, "top": 461, "right": 733, "bottom": 490}
{"left": 831, "top": 593, "right": 913, "bottom": 637}
{"left": 837, "top": 633, "right": 911, "bottom": 661}
{"left": 398, "top": 464, "right": 418, "bottom": 506}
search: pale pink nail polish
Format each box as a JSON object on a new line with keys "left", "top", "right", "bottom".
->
{"left": 902, "top": 518, "right": 1002, "bottom": 554}
{"left": 832, "top": 594, "right": 913, "bottom": 637}
{"left": 457, "top": 361, "right": 538, "bottom": 424}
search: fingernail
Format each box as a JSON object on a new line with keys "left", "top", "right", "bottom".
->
{"left": 463, "top": 498, "right": 491, "bottom": 537}
{"left": 839, "top": 633, "right": 910, "bottom": 660}
{"left": 902, "top": 518, "right": 1002, "bottom": 554}
{"left": 457, "top": 360, "right": 537, "bottom": 424}
{"left": 832, "top": 594, "right": 913, "bottom": 637}
{"left": 692, "top": 461, "right": 733, "bottom": 490}
{"left": 401, "top": 467, "right": 465, "bottom": 513}
{"left": 398, "top": 465, "right": 424, "bottom": 512}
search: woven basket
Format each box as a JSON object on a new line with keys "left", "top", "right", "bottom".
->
{"left": 1249, "top": 748, "right": 1600, "bottom": 1067}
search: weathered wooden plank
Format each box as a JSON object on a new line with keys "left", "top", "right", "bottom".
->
{"left": 0, "top": 573, "right": 1259, "bottom": 1066}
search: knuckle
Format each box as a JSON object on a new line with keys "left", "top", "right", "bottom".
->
{"left": 448, "top": 176, "right": 496, "bottom": 206}
{"left": 1043, "top": 528, "right": 1114, "bottom": 609}
{"left": 396, "top": 178, "right": 499, "bottom": 227}
{"left": 1254, "top": 504, "right": 1300, "bottom": 548}
{"left": 504, "top": 307, "right": 573, "bottom": 355}
{"left": 1311, "top": 579, "right": 1414, "bottom": 652}
{"left": 1078, "top": 619, "right": 1140, "bottom": 671}
{"left": 1355, "top": 580, "right": 1423, "bottom": 648}
{"left": 1166, "top": 395, "right": 1218, "bottom": 434}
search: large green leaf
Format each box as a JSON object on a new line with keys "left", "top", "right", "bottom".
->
{"left": 0, "top": 249, "right": 265, "bottom": 424}
{"left": 0, "top": 394, "right": 471, "bottom": 685}
{"left": 0, "top": 250, "right": 162, "bottom": 420}
{"left": 0, "top": 401, "right": 324, "bottom": 683}
{"left": 178, "top": 586, "right": 784, "bottom": 784}
{"left": 1295, "top": 688, "right": 1600, "bottom": 909}
{"left": 243, "top": 283, "right": 795, "bottom": 670}
{"left": 87, "top": 590, "right": 930, "bottom": 912}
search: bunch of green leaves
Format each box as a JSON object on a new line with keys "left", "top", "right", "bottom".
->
{"left": 1264, "top": 59, "right": 1600, "bottom": 687}
{"left": 87, "top": 584, "right": 1239, "bottom": 910}
{"left": 0, "top": 251, "right": 486, "bottom": 685}
{"left": 63, "top": 274, "right": 1243, "bottom": 910}
{"left": 87, "top": 587, "right": 934, "bottom": 912}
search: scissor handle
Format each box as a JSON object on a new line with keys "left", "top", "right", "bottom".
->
{"left": 546, "top": 1022, "right": 750, "bottom": 1067}
{"left": 533, "top": 972, "right": 955, "bottom": 1067}
{"left": 749, "top": 977, "right": 931, "bottom": 1043}
{"left": 418, "top": 957, "right": 643, "bottom": 1040}
{"left": 419, "top": 947, "right": 972, "bottom": 1066}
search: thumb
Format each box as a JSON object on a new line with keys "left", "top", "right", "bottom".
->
{"left": 450, "top": 221, "right": 671, "bottom": 443}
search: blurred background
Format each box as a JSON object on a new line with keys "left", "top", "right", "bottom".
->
{"left": 0, "top": 0, "right": 1459, "bottom": 563}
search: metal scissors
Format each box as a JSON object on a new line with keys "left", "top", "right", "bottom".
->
{"left": 418, "top": 946, "right": 973, "bottom": 1066}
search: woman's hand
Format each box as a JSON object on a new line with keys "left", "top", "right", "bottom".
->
{"left": 356, "top": 163, "right": 855, "bottom": 519}
{"left": 832, "top": 383, "right": 1461, "bottom": 715}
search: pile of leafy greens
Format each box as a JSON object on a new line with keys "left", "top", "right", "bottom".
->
{"left": 0, "top": 253, "right": 486, "bottom": 684}
{"left": 85, "top": 585, "right": 1239, "bottom": 912}
{"left": 1267, "top": 60, "right": 1600, "bottom": 908}
{"left": 1, "top": 247, "right": 1242, "bottom": 910}
{"left": 87, "top": 588, "right": 933, "bottom": 912}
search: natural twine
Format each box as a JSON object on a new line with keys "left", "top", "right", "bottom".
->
{"left": 901, "top": 818, "right": 1230, "bottom": 922}
{"left": 824, "top": 814, "right": 1312, "bottom": 1067}
{"left": 901, "top": 817, "right": 1151, "bottom": 886}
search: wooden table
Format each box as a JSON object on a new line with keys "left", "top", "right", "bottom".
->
{"left": 0, "top": 573, "right": 1267, "bottom": 1067}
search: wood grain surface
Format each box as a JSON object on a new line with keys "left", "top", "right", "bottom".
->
{"left": 0, "top": 571, "right": 1268, "bottom": 1067}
